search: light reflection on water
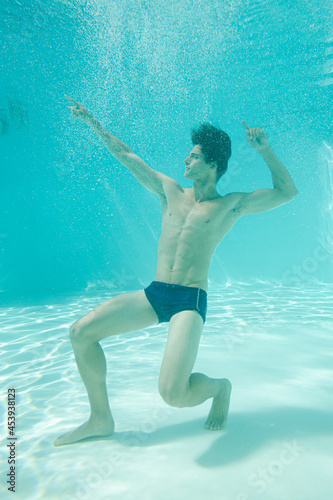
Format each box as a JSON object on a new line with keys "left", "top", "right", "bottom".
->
{"left": 1, "top": 282, "right": 333, "bottom": 499}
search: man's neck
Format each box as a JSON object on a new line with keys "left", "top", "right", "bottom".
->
{"left": 191, "top": 181, "right": 220, "bottom": 203}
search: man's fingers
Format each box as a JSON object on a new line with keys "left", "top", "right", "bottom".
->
{"left": 242, "top": 120, "right": 250, "bottom": 131}
{"left": 65, "top": 94, "right": 80, "bottom": 106}
{"left": 65, "top": 94, "right": 78, "bottom": 103}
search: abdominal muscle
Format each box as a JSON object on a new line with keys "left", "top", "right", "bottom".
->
{"left": 153, "top": 227, "right": 216, "bottom": 291}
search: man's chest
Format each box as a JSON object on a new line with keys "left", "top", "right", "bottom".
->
{"left": 162, "top": 197, "right": 225, "bottom": 233}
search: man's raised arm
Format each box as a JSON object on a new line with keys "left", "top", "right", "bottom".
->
{"left": 65, "top": 95, "right": 167, "bottom": 199}
{"left": 230, "top": 120, "right": 298, "bottom": 216}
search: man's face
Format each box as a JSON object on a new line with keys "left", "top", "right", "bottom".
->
{"left": 184, "top": 145, "right": 213, "bottom": 180}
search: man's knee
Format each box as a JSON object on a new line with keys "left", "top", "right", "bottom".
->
{"left": 69, "top": 318, "right": 93, "bottom": 342}
{"left": 69, "top": 321, "right": 81, "bottom": 340}
{"left": 158, "top": 381, "right": 187, "bottom": 408}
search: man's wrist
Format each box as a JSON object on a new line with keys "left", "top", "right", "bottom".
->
{"left": 87, "top": 114, "right": 98, "bottom": 127}
{"left": 258, "top": 144, "right": 273, "bottom": 158}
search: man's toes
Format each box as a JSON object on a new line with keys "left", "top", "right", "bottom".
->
{"left": 205, "top": 419, "right": 215, "bottom": 430}
{"left": 205, "top": 418, "right": 227, "bottom": 430}
{"left": 206, "top": 420, "right": 213, "bottom": 430}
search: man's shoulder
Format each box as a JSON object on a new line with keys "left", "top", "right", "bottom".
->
{"left": 220, "top": 192, "right": 248, "bottom": 212}
{"left": 221, "top": 191, "right": 245, "bottom": 204}
{"left": 157, "top": 172, "right": 184, "bottom": 193}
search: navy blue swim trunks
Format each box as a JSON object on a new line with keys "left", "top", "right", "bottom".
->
{"left": 144, "top": 281, "right": 207, "bottom": 323}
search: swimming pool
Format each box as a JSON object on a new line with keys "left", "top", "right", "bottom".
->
{"left": 1, "top": 281, "right": 333, "bottom": 499}
{"left": 1, "top": 1, "right": 333, "bottom": 499}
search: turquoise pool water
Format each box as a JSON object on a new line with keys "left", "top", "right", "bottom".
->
{"left": 1, "top": 0, "right": 333, "bottom": 499}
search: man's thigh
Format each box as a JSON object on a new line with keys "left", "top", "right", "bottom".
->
{"left": 71, "top": 290, "right": 159, "bottom": 342}
{"left": 159, "top": 310, "right": 204, "bottom": 391}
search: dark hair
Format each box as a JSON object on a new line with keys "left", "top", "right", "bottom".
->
{"left": 191, "top": 123, "right": 231, "bottom": 181}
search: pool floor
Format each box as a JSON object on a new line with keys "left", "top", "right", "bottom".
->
{"left": 1, "top": 282, "right": 333, "bottom": 500}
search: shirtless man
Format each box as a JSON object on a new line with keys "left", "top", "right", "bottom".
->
{"left": 54, "top": 95, "right": 298, "bottom": 446}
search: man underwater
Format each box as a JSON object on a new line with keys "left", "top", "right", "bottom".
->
{"left": 55, "top": 95, "right": 297, "bottom": 446}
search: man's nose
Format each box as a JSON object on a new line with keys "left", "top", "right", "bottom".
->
{"left": 184, "top": 157, "right": 189, "bottom": 165}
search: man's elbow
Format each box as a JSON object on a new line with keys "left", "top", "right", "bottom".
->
{"left": 281, "top": 188, "right": 298, "bottom": 201}
{"left": 289, "top": 188, "right": 298, "bottom": 200}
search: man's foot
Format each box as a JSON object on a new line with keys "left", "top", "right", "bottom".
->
{"left": 204, "top": 378, "right": 232, "bottom": 431}
{"left": 54, "top": 414, "right": 115, "bottom": 446}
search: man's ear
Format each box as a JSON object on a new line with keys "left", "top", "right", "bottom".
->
{"left": 210, "top": 163, "right": 217, "bottom": 170}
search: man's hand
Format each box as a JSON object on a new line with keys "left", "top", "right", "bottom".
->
{"left": 65, "top": 95, "right": 94, "bottom": 125}
{"left": 242, "top": 120, "right": 270, "bottom": 153}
